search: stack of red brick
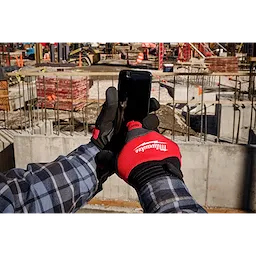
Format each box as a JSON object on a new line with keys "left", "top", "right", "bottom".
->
{"left": 36, "top": 76, "right": 89, "bottom": 111}
{"left": 205, "top": 57, "right": 238, "bottom": 72}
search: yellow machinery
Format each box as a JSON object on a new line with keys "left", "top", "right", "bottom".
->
{"left": 68, "top": 45, "right": 101, "bottom": 66}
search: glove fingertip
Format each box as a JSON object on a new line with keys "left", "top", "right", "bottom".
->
{"left": 106, "top": 87, "right": 118, "bottom": 105}
{"left": 149, "top": 98, "right": 160, "bottom": 112}
{"left": 142, "top": 114, "right": 159, "bottom": 131}
{"left": 95, "top": 150, "right": 114, "bottom": 166}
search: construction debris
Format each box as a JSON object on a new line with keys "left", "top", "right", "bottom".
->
{"left": 157, "top": 105, "right": 197, "bottom": 136}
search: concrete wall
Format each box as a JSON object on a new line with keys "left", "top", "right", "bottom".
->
{"left": 13, "top": 134, "right": 256, "bottom": 211}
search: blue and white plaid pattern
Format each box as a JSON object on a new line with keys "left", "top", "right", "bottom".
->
{"left": 0, "top": 142, "right": 100, "bottom": 213}
{"left": 138, "top": 176, "right": 207, "bottom": 213}
{"left": 0, "top": 142, "right": 206, "bottom": 213}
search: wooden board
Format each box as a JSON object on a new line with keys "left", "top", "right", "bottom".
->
{"left": 0, "top": 80, "right": 9, "bottom": 111}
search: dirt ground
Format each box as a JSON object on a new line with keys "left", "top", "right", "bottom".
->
{"left": 1, "top": 103, "right": 195, "bottom": 136}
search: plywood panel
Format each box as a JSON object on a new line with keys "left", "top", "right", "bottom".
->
{"left": 0, "top": 80, "right": 9, "bottom": 111}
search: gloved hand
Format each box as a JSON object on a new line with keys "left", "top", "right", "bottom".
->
{"left": 116, "top": 121, "right": 209, "bottom": 214}
{"left": 91, "top": 87, "right": 118, "bottom": 150}
{"left": 117, "top": 120, "right": 183, "bottom": 191}
{"left": 90, "top": 87, "right": 119, "bottom": 190}
{"left": 94, "top": 96, "right": 160, "bottom": 190}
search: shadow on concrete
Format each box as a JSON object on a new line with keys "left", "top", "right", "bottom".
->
{"left": 249, "top": 129, "right": 256, "bottom": 144}
{"left": 189, "top": 114, "right": 218, "bottom": 136}
{"left": 0, "top": 143, "right": 15, "bottom": 173}
{"left": 242, "top": 143, "right": 256, "bottom": 212}
{"left": 183, "top": 104, "right": 222, "bottom": 138}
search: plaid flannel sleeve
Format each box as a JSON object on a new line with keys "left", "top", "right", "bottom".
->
{"left": 137, "top": 176, "right": 207, "bottom": 213}
{"left": 0, "top": 142, "right": 100, "bottom": 213}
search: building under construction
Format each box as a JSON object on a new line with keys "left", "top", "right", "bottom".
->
{"left": 0, "top": 40, "right": 256, "bottom": 69}
{"left": 0, "top": 42, "right": 255, "bottom": 213}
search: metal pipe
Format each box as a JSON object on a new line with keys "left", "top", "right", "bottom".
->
{"left": 248, "top": 73, "right": 255, "bottom": 144}
{"left": 18, "top": 81, "right": 22, "bottom": 133}
{"left": 200, "top": 76, "right": 204, "bottom": 142}
{"left": 70, "top": 76, "right": 74, "bottom": 136}
{"left": 187, "top": 105, "right": 190, "bottom": 141}
{"left": 236, "top": 105, "right": 241, "bottom": 144}
{"left": 43, "top": 76, "right": 47, "bottom": 135}
{"left": 204, "top": 104, "right": 207, "bottom": 141}
{"left": 172, "top": 76, "right": 176, "bottom": 140}
{"left": 186, "top": 75, "right": 190, "bottom": 141}
{"left": 232, "top": 76, "right": 238, "bottom": 143}
{"left": 56, "top": 77, "right": 60, "bottom": 135}
{"left": 216, "top": 76, "right": 221, "bottom": 143}
{"left": 35, "top": 43, "right": 41, "bottom": 65}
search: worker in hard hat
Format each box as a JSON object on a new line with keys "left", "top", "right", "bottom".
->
{"left": 0, "top": 87, "right": 206, "bottom": 213}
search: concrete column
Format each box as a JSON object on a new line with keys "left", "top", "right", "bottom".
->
{"left": 50, "top": 44, "right": 55, "bottom": 62}
{"left": 57, "top": 43, "right": 63, "bottom": 63}
{"left": 35, "top": 43, "right": 41, "bottom": 65}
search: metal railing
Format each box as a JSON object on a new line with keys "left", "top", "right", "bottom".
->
{"left": 0, "top": 70, "right": 255, "bottom": 144}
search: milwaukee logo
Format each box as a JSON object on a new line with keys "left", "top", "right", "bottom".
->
{"left": 134, "top": 141, "right": 168, "bottom": 153}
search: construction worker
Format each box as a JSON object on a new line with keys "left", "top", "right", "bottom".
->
{"left": 0, "top": 87, "right": 206, "bottom": 213}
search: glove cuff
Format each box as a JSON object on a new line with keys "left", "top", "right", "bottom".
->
{"left": 127, "top": 157, "right": 183, "bottom": 191}
{"left": 95, "top": 150, "right": 116, "bottom": 193}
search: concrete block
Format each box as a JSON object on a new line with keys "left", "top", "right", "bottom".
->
{"left": 207, "top": 144, "right": 247, "bottom": 208}
{"left": 32, "top": 136, "right": 51, "bottom": 163}
{"left": 179, "top": 143, "right": 209, "bottom": 206}
{"left": 14, "top": 135, "right": 33, "bottom": 169}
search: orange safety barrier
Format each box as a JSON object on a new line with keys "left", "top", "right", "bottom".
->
{"left": 78, "top": 52, "right": 82, "bottom": 67}
{"left": 136, "top": 52, "right": 144, "bottom": 64}
{"left": 14, "top": 54, "right": 24, "bottom": 67}
{"left": 198, "top": 86, "right": 203, "bottom": 95}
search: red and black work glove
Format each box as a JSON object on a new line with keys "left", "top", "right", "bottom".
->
{"left": 91, "top": 87, "right": 119, "bottom": 190}
{"left": 94, "top": 98, "right": 161, "bottom": 185}
{"left": 91, "top": 87, "right": 119, "bottom": 150}
{"left": 117, "top": 121, "right": 183, "bottom": 191}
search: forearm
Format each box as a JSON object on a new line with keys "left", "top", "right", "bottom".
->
{"left": 0, "top": 142, "right": 100, "bottom": 213}
{"left": 137, "top": 176, "right": 207, "bottom": 213}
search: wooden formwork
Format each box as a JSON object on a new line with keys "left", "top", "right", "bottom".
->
{"left": 0, "top": 80, "right": 9, "bottom": 111}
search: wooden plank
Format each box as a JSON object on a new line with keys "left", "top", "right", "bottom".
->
{"left": 0, "top": 80, "right": 9, "bottom": 111}
{"left": 7, "top": 70, "right": 254, "bottom": 77}
{"left": 249, "top": 57, "right": 256, "bottom": 62}
{"left": 88, "top": 199, "right": 249, "bottom": 213}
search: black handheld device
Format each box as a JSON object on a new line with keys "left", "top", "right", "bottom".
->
{"left": 118, "top": 70, "right": 152, "bottom": 124}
